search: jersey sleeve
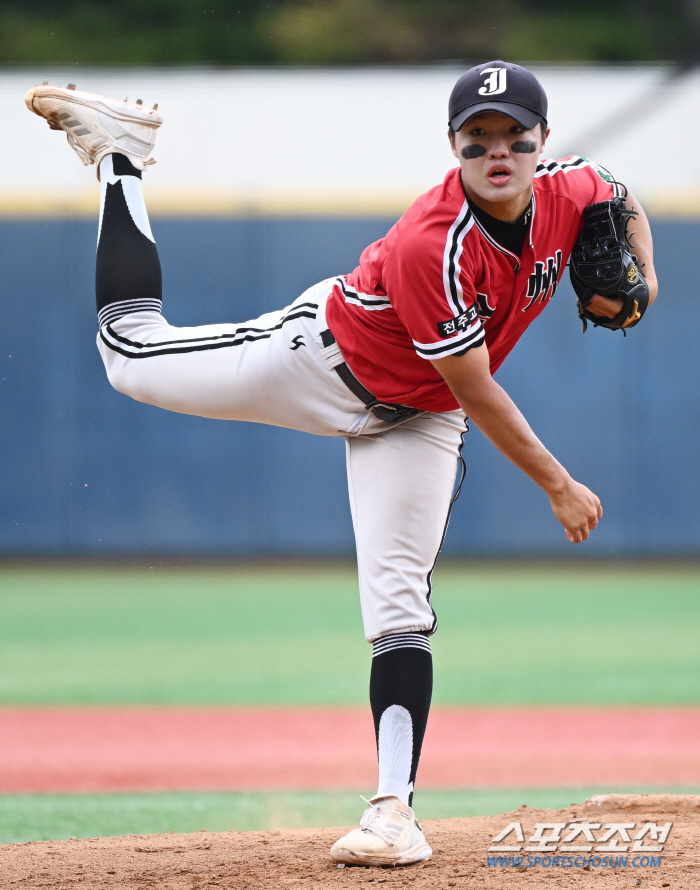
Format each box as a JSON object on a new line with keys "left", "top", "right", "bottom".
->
{"left": 382, "top": 214, "right": 485, "bottom": 361}
{"left": 559, "top": 156, "right": 620, "bottom": 212}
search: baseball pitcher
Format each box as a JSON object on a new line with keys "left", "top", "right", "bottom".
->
{"left": 26, "top": 59, "right": 657, "bottom": 867}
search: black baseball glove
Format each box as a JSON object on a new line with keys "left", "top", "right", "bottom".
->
{"left": 569, "top": 192, "right": 650, "bottom": 333}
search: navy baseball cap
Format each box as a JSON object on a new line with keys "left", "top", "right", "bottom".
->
{"left": 449, "top": 60, "right": 548, "bottom": 133}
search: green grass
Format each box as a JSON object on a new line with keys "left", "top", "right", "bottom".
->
{"left": 1, "top": 563, "right": 699, "bottom": 845}
{"left": 4, "top": 788, "right": 699, "bottom": 845}
{"left": 1, "top": 562, "right": 700, "bottom": 704}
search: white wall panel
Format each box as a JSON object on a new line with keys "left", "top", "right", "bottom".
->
{"left": 0, "top": 65, "right": 681, "bottom": 215}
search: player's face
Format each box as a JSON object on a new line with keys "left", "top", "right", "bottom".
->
{"left": 449, "top": 112, "right": 549, "bottom": 219}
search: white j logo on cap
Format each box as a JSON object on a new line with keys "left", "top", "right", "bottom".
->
{"left": 478, "top": 68, "right": 507, "bottom": 96}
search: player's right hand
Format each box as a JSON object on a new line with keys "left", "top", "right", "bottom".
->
{"left": 548, "top": 478, "right": 602, "bottom": 543}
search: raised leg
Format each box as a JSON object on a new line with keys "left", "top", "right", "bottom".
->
{"left": 93, "top": 154, "right": 368, "bottom": 437}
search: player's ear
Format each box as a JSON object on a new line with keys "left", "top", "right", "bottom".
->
{"left": 448, "top": 128, "right": 458, "bottom": 157}
{"left": 541, "top": 126, "right": 551, "bottom": 152}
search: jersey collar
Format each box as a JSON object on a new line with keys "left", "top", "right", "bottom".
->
{"left": 460, "top": 185, "right": 534, "bottom": 274}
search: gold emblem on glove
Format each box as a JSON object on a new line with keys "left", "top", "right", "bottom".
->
{"left": 628, "top": 264, "right": 638, "bottom": 283}
{"left": 622, "top": 300, "right": 641, "bottom": 327}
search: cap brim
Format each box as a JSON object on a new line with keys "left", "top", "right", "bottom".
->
{"left": 450, "top": 102, "right": 543, "bottom": 133}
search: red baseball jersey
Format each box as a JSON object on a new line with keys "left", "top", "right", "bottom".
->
{"left": 326, "top": 156, "right": 619, "bottom": 413}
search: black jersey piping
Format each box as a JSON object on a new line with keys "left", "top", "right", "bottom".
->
{"left": 535, "top": 157, "right": 587, "bottom": 175}
{"left": 336, "top": 277, "right": 391, "bottom": 308}
{"left": 414, "top": 327, "right": 485, "bottom": 357}
{"left": 446, "top": 205, "right": 473, "bottom": 316}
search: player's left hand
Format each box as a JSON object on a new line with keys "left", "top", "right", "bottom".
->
{"left": 569, "top": 194, "right": 652, "bottom": 333}
{"left": 586, "top": 294, "right": 624, "bottom": 319}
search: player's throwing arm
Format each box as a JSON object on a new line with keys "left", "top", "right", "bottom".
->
{"left": 434, "top": 344, "right": 602, "bottom": 543}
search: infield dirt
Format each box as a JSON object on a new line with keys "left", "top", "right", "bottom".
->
{"left": 1, "top": 794, "right": 697, "bottom": 889}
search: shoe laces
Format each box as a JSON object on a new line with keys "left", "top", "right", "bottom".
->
{"left": 65, "top": 131, "right": 92, "bottom": 166}
{"left": 359, "top": 797, "right": 410, "bottom": 846}
{"left": 59, "top": 125, "right": 157, "bottom": 168}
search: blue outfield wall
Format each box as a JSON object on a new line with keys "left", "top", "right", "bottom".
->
{"left": 0, "top": 217, "right": 696, "bottom": 556}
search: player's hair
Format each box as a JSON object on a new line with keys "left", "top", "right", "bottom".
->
{"left": 448, "top": 121, "right": 547, "bottom": 141}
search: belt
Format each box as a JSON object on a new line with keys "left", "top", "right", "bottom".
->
{"left": 320, "top": 328, "right": 421, "bottom": 423}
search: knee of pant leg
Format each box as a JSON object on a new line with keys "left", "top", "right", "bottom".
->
{"left": 97, "top": 337, "right": 146, "bottom": 402}
{"left": 105, "top": 360, "right": 131, "bottom": 397}
{"left": 103, "top": 355, "right": 135, "bottom": 399}
{"left": 96, "top": 318, "right": 165, "bottom": 403}
{"left": 104, "top": 357, "right": 159, "bottom": 406}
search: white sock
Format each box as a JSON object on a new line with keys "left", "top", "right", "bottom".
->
{"left": 375, "top": 704, "right": 413, "bottom": 806}
{"left": 98, "top": 153, "right": 154, "bottom": 244}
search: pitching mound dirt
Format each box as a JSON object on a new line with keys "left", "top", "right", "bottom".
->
{"left": 1, "top": 794, "right": 697, "bottom": 888}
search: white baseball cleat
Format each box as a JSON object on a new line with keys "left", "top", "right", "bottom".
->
{"left": 330, "top": 795, "right": 432, "bottom": 867}
{"left": 25, "top": 82, "right": 163, "bottom": 177}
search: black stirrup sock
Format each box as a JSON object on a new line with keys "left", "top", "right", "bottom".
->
{"left": 369, "top": 632, "right": 433, "bottom": 808}
{"left": 95, "top": 152, "right": 162, "bottom": 328}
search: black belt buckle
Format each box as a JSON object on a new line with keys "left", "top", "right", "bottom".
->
{"left": 368, "top": 400, "right": 420, "bottom": 423}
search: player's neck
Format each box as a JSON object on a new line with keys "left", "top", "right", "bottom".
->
{"left": 461, "top": 180, "right": 533, "bottom": 223}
